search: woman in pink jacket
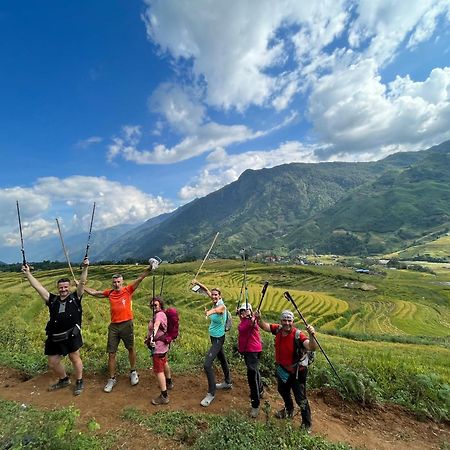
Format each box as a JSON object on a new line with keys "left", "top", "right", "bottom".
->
{"left": 237, "top": 302, "right": 264, "bottom": 418}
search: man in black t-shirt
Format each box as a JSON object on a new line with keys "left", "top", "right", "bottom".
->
{"left": 22, "top": 258, "right": 89, "bottom": 396}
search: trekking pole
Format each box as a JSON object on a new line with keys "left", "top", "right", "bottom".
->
{"left": 152, "top": 275, "right": 156, "bottom": 299}
{"left": 16, "top": 200, "right": 27, "bottom": 266}
{"left": 55, "top": 218, "right": 77, "bottom": 283}
{"left": 235, "top": 248, "right": 247, "bottom": 311}
{"left": 159, "top": 269, "right": 166, "bottom": 297}
{"left": 242, "top": 249, "right": 249, "bottom": 311}
{"left": 256, "top": 281, "right": 269, "bottom": 312}
{"left": 80, "top": 202, "right": 95, "bottom": 267}
{"left": 194, "top": 232, "right": 219, "bottom": 280}
{"left": 284, "top": 291, "right": 347, "bottom": 393}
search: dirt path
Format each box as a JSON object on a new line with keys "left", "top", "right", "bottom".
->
{"left": 1, "top": 367, "right": 449, "bottom": 449}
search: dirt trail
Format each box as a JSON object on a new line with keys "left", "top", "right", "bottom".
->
{"left": 1, "top": 367, "right": 449, "bottom": 449}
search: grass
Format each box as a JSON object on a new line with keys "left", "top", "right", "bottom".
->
{"left": 122, "top": 407, "right": 354, "bottom": 450}
{"left": 0, "top": 259, "right": 449, "bottom": 425}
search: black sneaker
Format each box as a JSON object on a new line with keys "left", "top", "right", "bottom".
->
{"left": 74, "top": 379, "right": 84, "bottom": 396}
{"left": 167, "top": 380, "right": 174, "bottom": 390}
{"left": 49, "top": 377, "right": 70, "bottom": 391}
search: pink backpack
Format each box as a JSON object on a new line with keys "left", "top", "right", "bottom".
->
{"left": 163, "top": 308, "right": 179, "bottom": 344}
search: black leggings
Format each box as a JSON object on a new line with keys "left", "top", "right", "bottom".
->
{"left": 203, "top": 335, "right": 231, "bottom": 395}
{"left": 243, "top": 352, "right": 263, "bottom": 408}
{"left": 276, "top": 367, "right": 312, "bottom": 428}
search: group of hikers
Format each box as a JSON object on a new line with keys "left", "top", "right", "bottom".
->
{"left": 21, "top": 258, "right": 317, "bottom": 431}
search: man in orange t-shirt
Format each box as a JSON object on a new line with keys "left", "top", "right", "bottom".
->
{"left": 84, "top": 259, "right": 159, "bottom": 393}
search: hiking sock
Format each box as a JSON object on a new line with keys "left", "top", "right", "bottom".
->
{"left": 61, "top": 376, "right": 69, "bottom": 382}
{"left": 166, "top": 377, "right": 172, "bottom": 385}
{"left": 161, "top": 390, "right": 168, "bottom": 398}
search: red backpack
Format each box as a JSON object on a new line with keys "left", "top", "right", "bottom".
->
{"left": 163, "top": 308, "right": 179, "bottom": 344}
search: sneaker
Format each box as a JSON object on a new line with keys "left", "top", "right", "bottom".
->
{"left": 151, "top": 394, "right": 169, "bottom": 405}
{"left": 130, "top": 370, "right": 139, "bottom": 386}
{"left": 215, "top": 382, "right": 233, "bottom": 390}
{"left": 275, "top": 407, "right": 294, "bottom": 419}
{"left": 104, "top": 378, "right": 117, "bottom": 393}
{"left": 166, "top": 380, "right": 174, "bottom": 390}
{"left": 250, "top": 407, "right": 260, "bottom": 418}
{"left": 48, "top": 377, "right": 70, "bottom": 391}
{"left": 200, "top": 393, "right": 215, "bottom": 407}
{"left": 73, "top": 379, "right": 84, "bottom": 396}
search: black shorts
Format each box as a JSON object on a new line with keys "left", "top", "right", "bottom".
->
{"left": 44, "top": 334, "right": 83, "bottom": 357}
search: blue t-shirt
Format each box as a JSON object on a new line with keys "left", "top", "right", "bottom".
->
{"left": 208, "top": 299, "right": 226, "bottom": 338}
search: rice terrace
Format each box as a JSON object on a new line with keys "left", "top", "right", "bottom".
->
{"left": 0, "top": 258, "right": 449, "bottom": 449}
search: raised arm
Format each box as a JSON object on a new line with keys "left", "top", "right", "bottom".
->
{"left": 254, "top": 310, "right": 271, "bottom": 332}
{"left": 192, "top": 279, "right": 212, "bottom": 297}
{"left": 76, "top": 257, "right": 89, "bottom": 298}
{"left": 21, "top": 264, "right": 49, "bottom": 303}
{"left": 129, "top": 265, "right": 153, "bottom": 291}
{"left": 83, "top": 285, "right": 107, "bottom": 298}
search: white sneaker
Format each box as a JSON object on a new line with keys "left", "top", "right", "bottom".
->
{"left": 200, "top": 393, "right": 215, "bottom": 407}
{"left": 130, "top": 370, "right": 139, "bottom": 386}
{"left": 104, "top": 378, "right": 117, "bottom": 393}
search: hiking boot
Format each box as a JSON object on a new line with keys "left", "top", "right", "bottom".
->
{"left": 166, "top": 380, "right": 174, "bottom": 390}
{"left": 250, "top": 407, "right": 260, "bottom": 418}
{"left": 200, "top": 393, "right": 215, "bottom": 407}
{"left": 151, "top": 394, "right": 169, "bottom": 405}
{"left": 48, "top": 377, "right": 70, "bottom": 391}
{"left": 104, "top": 378, "right": 117, "bottom": 393}
{"left": 73, "top": 379, "right": 84, "bottom": 396}
{"left": 130, "top": 370, "right": 139, "bottom": 386}
{"left": 215, "top": 382, "right": 233, "bottom": 390}
{"left": 275, "top": 407, "right": 294, "bottom": 419}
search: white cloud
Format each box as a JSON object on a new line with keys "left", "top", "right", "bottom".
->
{"left": 308, "top": 60, "right": 450, "bottom": 154}
{"left": 76, "top": 136, "right": 103, "bottom": 149}
{"left": 0, "top": 176, "right": 174, "bottom": 246}
{"left": 108, "top": 120, "right": 265, "bottom": 164}
{"left": 149, "top": 83, "right": 205, "bottom": 133}
{"left": 143, "top": 0, "right": 350, "bottom": 112}
{"left": 178, "top": 141, "right": 320, "bottom": 200}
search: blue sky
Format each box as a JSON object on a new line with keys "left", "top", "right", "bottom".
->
{"left": 1, "top": 0, "right": 450, "bottom": 262}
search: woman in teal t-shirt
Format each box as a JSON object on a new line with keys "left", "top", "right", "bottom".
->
{"left": 192, "top": 279, "right": 232, "bottom": 407}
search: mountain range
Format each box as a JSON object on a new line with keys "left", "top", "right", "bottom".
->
{"left": 96, "top": 140, "right": 450, "bottom": 261}
{"left": 3, "top": 140, "right": 449, "bottom": 264}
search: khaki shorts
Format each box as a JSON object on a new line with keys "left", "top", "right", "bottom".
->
{"left": 107, "top": 320, "right": 134, "bottom": 353}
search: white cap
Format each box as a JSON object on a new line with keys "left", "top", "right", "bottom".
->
{"left": 239, "top": 303, "right": 252, "bottom": 311}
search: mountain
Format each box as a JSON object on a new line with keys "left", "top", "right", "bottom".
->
{"left": 288, "top": 141, "right": 450, "bottom": 255}
{"left": 97, "top": 140, "right": 450, "bottom": 260}
{"left": 0, "top": 223, "right": 137, "bottom": 264}
{"left": 95, "top": 142, "right": 446, "bottom": 261}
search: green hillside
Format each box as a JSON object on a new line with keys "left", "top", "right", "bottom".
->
{"left": 288, "top": 142, "right": 450, "bottom": 255}
{"left": 0, "top": 260, "right": 449, "bottom": 422}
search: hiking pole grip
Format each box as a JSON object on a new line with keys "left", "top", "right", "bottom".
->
{"left": 256, "top": 281, "right": 269, "bottom": 311}
{"left": 81, "top": 202, "right": 96, "bottom": 268}
{"left": 284, "top": 291, "right": 347, "bottom": 394}
{"left": 16, "top": 200, "right": 27, "bottom": 266}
